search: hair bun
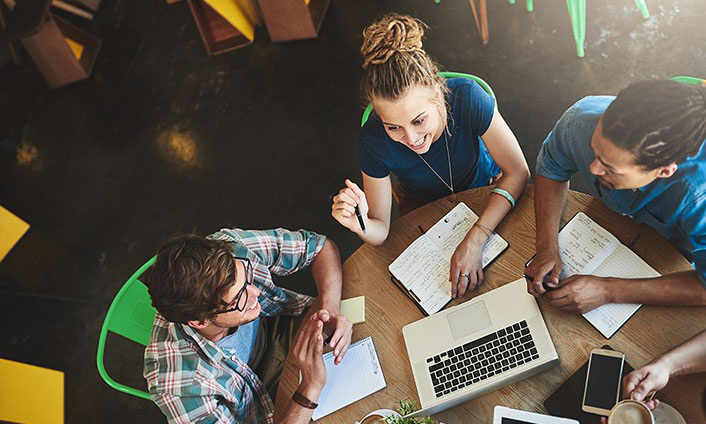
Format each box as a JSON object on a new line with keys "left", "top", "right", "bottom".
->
{"left": 361, "top": 14, "right": 427, "bottom": 69}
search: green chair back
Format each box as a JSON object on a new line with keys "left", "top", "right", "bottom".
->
{"left": 96, "top": 256, "right": 157, "bottom": 400}
{"left": 567, "top": 0, "right": 649, "bottom": 57}
{"left": 671, "top": 75, "right": 706, "bottom": 86}
{"left": 360, "top": 71, "right": 495, "bottom": 127}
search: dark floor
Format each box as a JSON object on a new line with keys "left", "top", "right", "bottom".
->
{"left": 1, "top": 0, "right": 705, "bottom": 421}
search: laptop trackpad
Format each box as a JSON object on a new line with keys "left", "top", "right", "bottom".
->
{"left": 447, "top": 300, "right": 492, "bottom": 340}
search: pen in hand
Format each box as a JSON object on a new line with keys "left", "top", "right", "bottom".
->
{"left": 355, "top": 204, "right": 366, "bottom": 234}
{"left": 523, "top": 273, "right": 556, "bottom": 292}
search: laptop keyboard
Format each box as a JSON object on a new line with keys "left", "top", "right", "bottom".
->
{"left": 426, "top": 320, "right": 539, "bottom": 398}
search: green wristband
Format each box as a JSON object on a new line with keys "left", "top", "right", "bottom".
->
{"left": 491, "top": 187, "right": 516, "bottom": 207}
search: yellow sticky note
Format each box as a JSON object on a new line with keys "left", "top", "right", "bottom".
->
{"left": 0, "top": 206, "right": 29, "bottom": 262}
{"left": 0, "top": 358, "right": 64, "bottom": 424}
{"left": 64, "top": 37, "right": 84, "bottom": 60}
{"left": 340, "top": 296, "right": 365, "bottom": 324}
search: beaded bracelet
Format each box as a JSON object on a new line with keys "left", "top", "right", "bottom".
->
{"left": 491, "top": 187, "right": 516, "bottom": 208}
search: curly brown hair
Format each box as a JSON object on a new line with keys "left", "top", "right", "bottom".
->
{"left": 146, "top": 234, "right": 236, "bottom": 324}
{"left": 602, "top": 79, "right": 706, "bottom": 170}
{"left": 360, "top": 14, "right": 448, "bottom": 104}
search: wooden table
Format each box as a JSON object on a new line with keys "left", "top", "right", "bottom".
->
{"left": 275, "top": 186, "right": 706, "bottom": 423}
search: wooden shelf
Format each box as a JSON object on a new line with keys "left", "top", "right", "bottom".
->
{"left": 256, "top": 0, "right": 330, "bottom": 42}
{"left": 2, "top": 0, "right": 101, "bottom": 88}
{"left": 187, "top": 0, "right": 253, "bottom": 55}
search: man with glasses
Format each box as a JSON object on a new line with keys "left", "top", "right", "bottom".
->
{"left": 143, "top": 228, "right": 352, "bottom": 424}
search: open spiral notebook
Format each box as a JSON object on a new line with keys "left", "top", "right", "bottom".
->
{"left": 388, "top": 202, "right": 508, "bottom": 315}
{"left": 557, "top": 212, "right": 660, "bottom": 338}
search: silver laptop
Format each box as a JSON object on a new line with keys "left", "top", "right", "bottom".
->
{"left": 402, "top": 278, "right": 559, "bottom": 418}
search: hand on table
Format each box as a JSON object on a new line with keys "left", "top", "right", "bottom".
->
{"left": 525, "top": 246, "right": 562, "bottom": 296}
{"left": 449, "top": 232, "right": 485, "bottom": 298}
{"left": 546, "top": 275, "right": 611, "bottom": 314}
{"left": 292, "top": 313, "right": 327, "bottom": 398}
{"left": 316, "top": 309, "right": 353, "bottom": 365}
{"left": 331, "top": 179, "right": 368, "bottom": 233}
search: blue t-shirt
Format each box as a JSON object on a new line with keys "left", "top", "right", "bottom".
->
{"left": 536, "top": 95, "right": 706, "bottom": 287}
{"left": 216, "top": 317, "right": 261, "bottom": 367}
{"left": 358, "top": 78, "right": 500, "bottom": 203}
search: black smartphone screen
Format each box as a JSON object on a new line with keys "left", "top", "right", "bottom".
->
{"left": 584, "top": 353, "right": 624, "bottom": 410}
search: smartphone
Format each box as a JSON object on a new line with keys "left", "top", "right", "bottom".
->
{"left": 582, "top": 348, "right": 625, "bottom": 415}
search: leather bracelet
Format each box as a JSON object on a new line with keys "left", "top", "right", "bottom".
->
{"left": 292, "top": 390, "right": 318, "bottom": 409}
{"left": 473, "top": 222, "right": 494, "bottom": 239}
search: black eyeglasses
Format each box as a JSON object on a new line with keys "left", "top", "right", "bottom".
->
{"left": 216, "top": 257, "right": 254, "bottom": 314}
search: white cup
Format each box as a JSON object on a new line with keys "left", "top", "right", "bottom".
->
{"left": 608, "top": 400, "right": 655, "bottom": 424}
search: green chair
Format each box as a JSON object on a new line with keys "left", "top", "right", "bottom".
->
{"left": 671, "top": 75, "right": 706, "bottom": 86}
{"left": 509, "top": 0, "right": 534, "bottom": 13}
{"left": 361, "top": 71, "right": 495, "bottom": 127}
{"left": 567, "top": 0, "right": 650, "bottom": 58}
{"left": 359, "top": 71, "right": 495, "bottom": 206}
{"left": 96, "top": 256, "right": 157, "bottom": 400}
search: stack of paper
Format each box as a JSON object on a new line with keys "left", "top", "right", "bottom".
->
{"left": 312, "top": 337, "right": 386, "bottom": 420}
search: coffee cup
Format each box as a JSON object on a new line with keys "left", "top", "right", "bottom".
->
{"left": 608, "top": 400, "right": 655, "bottom": 424}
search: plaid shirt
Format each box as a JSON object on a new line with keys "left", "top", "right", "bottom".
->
{"left": 143, "top": 228, "right": 326, "bottom": 424}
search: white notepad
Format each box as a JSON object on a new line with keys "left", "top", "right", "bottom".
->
{"left": 557, "top": 213, "right": 660, "bottom": 338}
{"left": 388, "top": 202, "right": 508, "bottom": 315}
{"left": 312, "top": 336, "right": 386, "bottom": 421}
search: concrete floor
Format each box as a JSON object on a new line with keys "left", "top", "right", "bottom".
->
{"left": 1, "top": 0, "right": 705, "bottom": 421}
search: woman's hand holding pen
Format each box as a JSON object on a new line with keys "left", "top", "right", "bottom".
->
{"left": 449, "top": 225, "right": 488, "bottom": 298}
{"left": 331, "top": 179, "right": 369, "bottom": 234}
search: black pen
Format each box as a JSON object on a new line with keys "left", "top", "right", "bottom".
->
{"left": 523, "top": 273, "right": 556, "bottom": 291}
{"left": 355, "top": 204, "right": 366, "bottom": 234}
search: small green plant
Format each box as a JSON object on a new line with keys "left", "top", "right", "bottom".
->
{"left": 382, "top": 399, "right": 437, "bottom": 424}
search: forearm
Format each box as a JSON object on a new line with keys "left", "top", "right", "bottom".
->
{"left": 656, "top": 329, "right": 706, "bottom": 377}
{"left": 275, "top": 384, "right": 320, "bottom": 424}
{"left": 608, "top": 270, "right": 706, "bottom": 306}
{"left": 311, "top": 240, "right": 343, "bottom": 314}
{"left": 352, "top": 216, "right": 390, "bottom": 247}
{"left": 534, "top": 176, "right": 569, "bottom": 249}
{"left": 477, "top": 171, "right": 527, "bottom": 231}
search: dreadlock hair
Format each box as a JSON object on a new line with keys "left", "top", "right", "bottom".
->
{"left": 360, "top": 14, "right": 449, "bottom": 105}
{"left": 602, "top": 79, "right": 706, "bottom": 170}
{"left": 146, "top": 234, "right": 236, "bottom": 324}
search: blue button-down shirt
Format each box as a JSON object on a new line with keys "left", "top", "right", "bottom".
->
{"left": 536, "top": 96, "right": 706, "bottom": 287}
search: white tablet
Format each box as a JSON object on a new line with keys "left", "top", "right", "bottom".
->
{"left": 493, "top": 406, "right": 579, "bottom": 424}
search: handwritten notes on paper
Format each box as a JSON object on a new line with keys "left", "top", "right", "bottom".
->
{"left": 312, "top": 337, "right": 386, "bottom": 421}
{"left": 388, "top": 203, "right": 508, "bottom": 315}
{"left": 557, "top": 212, "right": 619, "bottom": 278}
{"left": 558, "top": 213, "right": 660, "bottom": 338}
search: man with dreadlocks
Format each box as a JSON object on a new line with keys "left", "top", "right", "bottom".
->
{"left": 525, "top": 79, "right": 706, "bottom": 313}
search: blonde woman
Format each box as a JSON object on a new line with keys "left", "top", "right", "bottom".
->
{"left": 332, "top": 14, "right": 529, "bottom": 298}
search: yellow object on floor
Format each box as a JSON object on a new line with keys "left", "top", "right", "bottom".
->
{"left": 0, "top": 358, "right": 64, "bottom": 424}
{"left": 64, "top": 37, "right": 84, "bottom": 60}
{"left": 204, "top": 0, "right": 255, "bottom": 41}
{"left": 0, "top": 205, "right": 29, "bottom": 262}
